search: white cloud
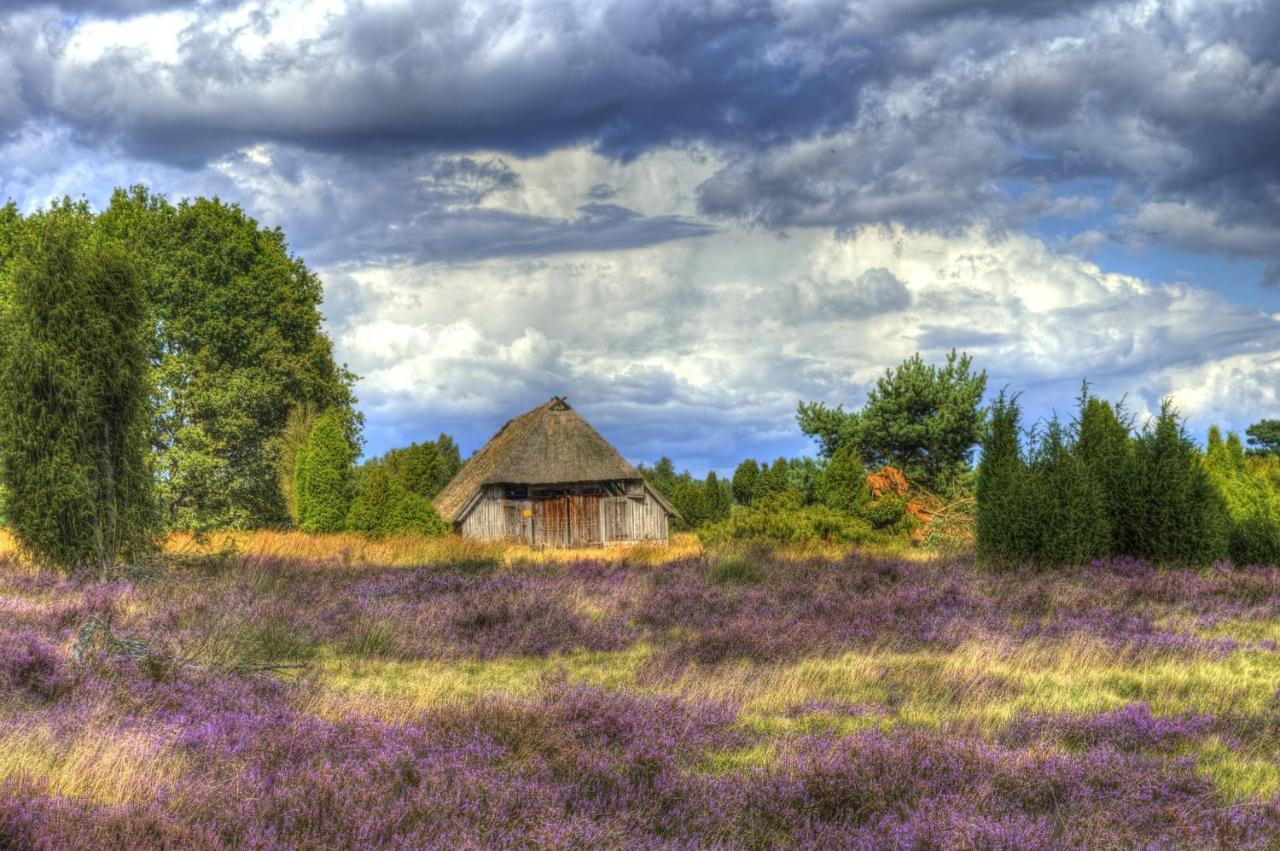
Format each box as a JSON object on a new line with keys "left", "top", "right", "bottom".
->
{"left": 327, "top": 212, "right": 1280, "bottom": 472}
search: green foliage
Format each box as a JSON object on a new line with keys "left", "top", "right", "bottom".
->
{"left": 98, "top": 186, "right": 359, "bottom": 530}
{"left": 275, "top": 403, "right": 319, "bottom": 527}
{"left": 1128, "top": 401, "right": 1229, "bottom": 565}
{"left": 0, "top": 202, "right": 157, "bottom": 572}
{"left": 382, "top": 435, "right": 462, "bottom": 500}
{"left": 296, "top": 410, "right": 357, "bottom": 534}
{"left": 1245, "top": 419, "right": 1280, "bottom": 457}
{"left": 704, "top": 551, "right": 764, "bottom": 585}
{"left": 731, "top": 459, "right": 762, "bottom": 505}
{"left": 1026, "top": 417, "right": 1110, "bottom": 566}
{"left": 698, "top": 490, "right": 873, "bottom": 547}
{"left": 979, "top": 390, "right": 1236, "bottom": 569}
{"left": 639, "top": 459, "right": 733, "bottom": 530}
{"left": 975, "top": 391, "right": 1036, "bottom": 568}
{"left": 760, "top": 458, "right": 791, "bottom": 498}
{"left": 1204, "top": 427, "right": 1280, "bottom": 565}
{"left": 798, "top": 349, "right": 987, "bottom": 490}
{"left": 1074, "top": 391, "right": 1136, "bottom": 555}
{"left": 345, "top": 462, "right": 450, "bottom": 538}
{"left": 815, "top": 443, "right": 870, "bottom": 514}
{"left": 784, "top": 456, "right": 825, "bottom": 505}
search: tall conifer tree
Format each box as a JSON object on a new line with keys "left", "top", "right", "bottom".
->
{"left": 0, "top": 203, "right": 156, "bottom": 573}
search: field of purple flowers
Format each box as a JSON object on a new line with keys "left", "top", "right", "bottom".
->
{"left": 4, "top": 547, "right": 1280, "bottom": 848}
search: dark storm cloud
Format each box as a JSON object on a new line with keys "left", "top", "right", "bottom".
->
{"left": 3, "top": 0, "right": 1278, "bottom": 277}
{"left": 39, "top": 0, "right": 880, "bottom": 166}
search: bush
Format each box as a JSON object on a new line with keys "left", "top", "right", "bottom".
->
{"left": 1204, "top": 427, "right": 1280, "bottom": 566}
{"left": 0, "top": 203, "right": 157, "bottom": 572}
{"left": 296, "top": 409, "right": 357, "bottom": 534}
{"left": 345, "top": 462, "right": 450, "bottom": 538}
{"left": 698, "top": 491, "right": 873, "bottom": 547}
{"left": 815, "top": 444, "right": 869, "bottom": 514}
{"left": 705, "top": 551, "right": 765, "bottom": 585}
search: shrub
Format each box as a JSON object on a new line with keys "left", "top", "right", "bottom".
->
{"left": 1204, "top": 427, "right": 1280, "bottom": 566}
{"left": 698, "top": 491, "right": 873, "bottom": 546}
{"left": 815, "top": 444, "right": 870, "bottom": 514}
{"left": 1127, "top": 401, "right": 1229, "bottom": 565}
{"left": 345, "top": 462, "right": 450, "bottom": 538}
{"left": 296, "top": 409, "right": 357, "bottom": 534}
{"left": 731, "top": 459, "right": 762, "bottom": 505}
{"left": 704, "top": 551, "right": 765, "bottom": 585}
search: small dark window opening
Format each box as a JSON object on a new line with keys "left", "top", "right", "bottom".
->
{"left": 504, "top": 485, "right": 528, "bottom": 499}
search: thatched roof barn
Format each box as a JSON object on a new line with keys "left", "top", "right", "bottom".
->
{"left": 434, "top": 397, "right": 679, "bottom": 546}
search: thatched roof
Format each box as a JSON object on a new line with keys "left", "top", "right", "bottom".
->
{"left": 434, "top": 397, "right": 678, "bottom": 523}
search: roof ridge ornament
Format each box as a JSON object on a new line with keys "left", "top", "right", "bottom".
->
{"left": 549, "top": 396, "right": 570, "bottom": 410}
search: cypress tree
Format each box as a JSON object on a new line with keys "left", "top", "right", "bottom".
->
{"left": 732, "top": 459, "right": 762, "bottom": 505}
{"left": 1029, "top": 416, "right": 1109, "bottom": 565}
{"left": 1073, "top": 390, "right": 1135, "bottom": 555}
{"left": 702, "top": 471, "right": 732, "bottom": 524}
{"left": 275, "top": 402, "right": 319, "bottom": 527}
{"left": 816, "top": 443, "right": 870, "bottom": 514}
{"left": 296, "top": 409, "right": 356, "bottom": 533}
{"left": 0, "top": 203, "right": 156, "bottom": 573}
{"left": 976, "top": 391, "right": 1035, "bottom": 568}
{"left": 1129, "top": 401, "right": 1229, "bottom": 565}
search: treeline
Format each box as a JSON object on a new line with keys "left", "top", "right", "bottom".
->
{"left": 0, "top": 190, "right": 456, "bottom": 572}
{"left": 977, "top": 388, "right": 1280, "bottom": 568}
{"left": 642, "top": 350, "right": 989, "bottom": 547}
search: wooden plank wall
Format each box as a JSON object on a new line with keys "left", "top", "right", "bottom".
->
{"left": 458, "top": 482, "right": 669, "bottom": 545}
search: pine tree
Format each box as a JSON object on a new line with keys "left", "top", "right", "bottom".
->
{"left": 0, "top": 203, "right": 157, "bottom": 573}
{"left": 296, "top": 409, "right": 356, "bottom": 533}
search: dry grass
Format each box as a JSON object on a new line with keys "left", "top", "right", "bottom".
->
{"left": 0, "top": 720, "right": 189, "bottom": 805}
{"left": 165, "top": 529, "right": 707, "bottom": 567}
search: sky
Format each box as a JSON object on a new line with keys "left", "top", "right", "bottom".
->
{"left": 1, "top": 0, "right": 1278, "bottom": 474}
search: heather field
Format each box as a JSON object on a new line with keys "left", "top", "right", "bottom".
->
{"left": 5, "top": 537, "right": 1280, "bottom": 848}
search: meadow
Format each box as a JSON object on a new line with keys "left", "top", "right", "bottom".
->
{"left": 4, "top": 533, "right": 1280, "bottom": 848}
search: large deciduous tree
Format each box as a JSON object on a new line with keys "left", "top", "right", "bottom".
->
{"left": 98, "top": 186, "right": 359, "bottom": 530}
{"left": 798, "top": 350, "right": 987, "bottom": 492}
{"left": 0, "top": 202, "right": 157, "bottom": 573}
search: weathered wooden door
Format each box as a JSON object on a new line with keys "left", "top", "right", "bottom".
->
{"left": 569, "top": 495, "right": 602, "bottom": 546}
{"left": 533, "top": 497, "right": 570, "bottom": 547}
{"left": 502, "top": 503, "right": 530, "bottom": 543}
{"left": 603, "top": 497, "right": 628, "bottom": 543}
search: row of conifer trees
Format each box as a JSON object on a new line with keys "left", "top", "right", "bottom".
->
{"left": 976, "top": 387, "right": 1280, "bottom": 568}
